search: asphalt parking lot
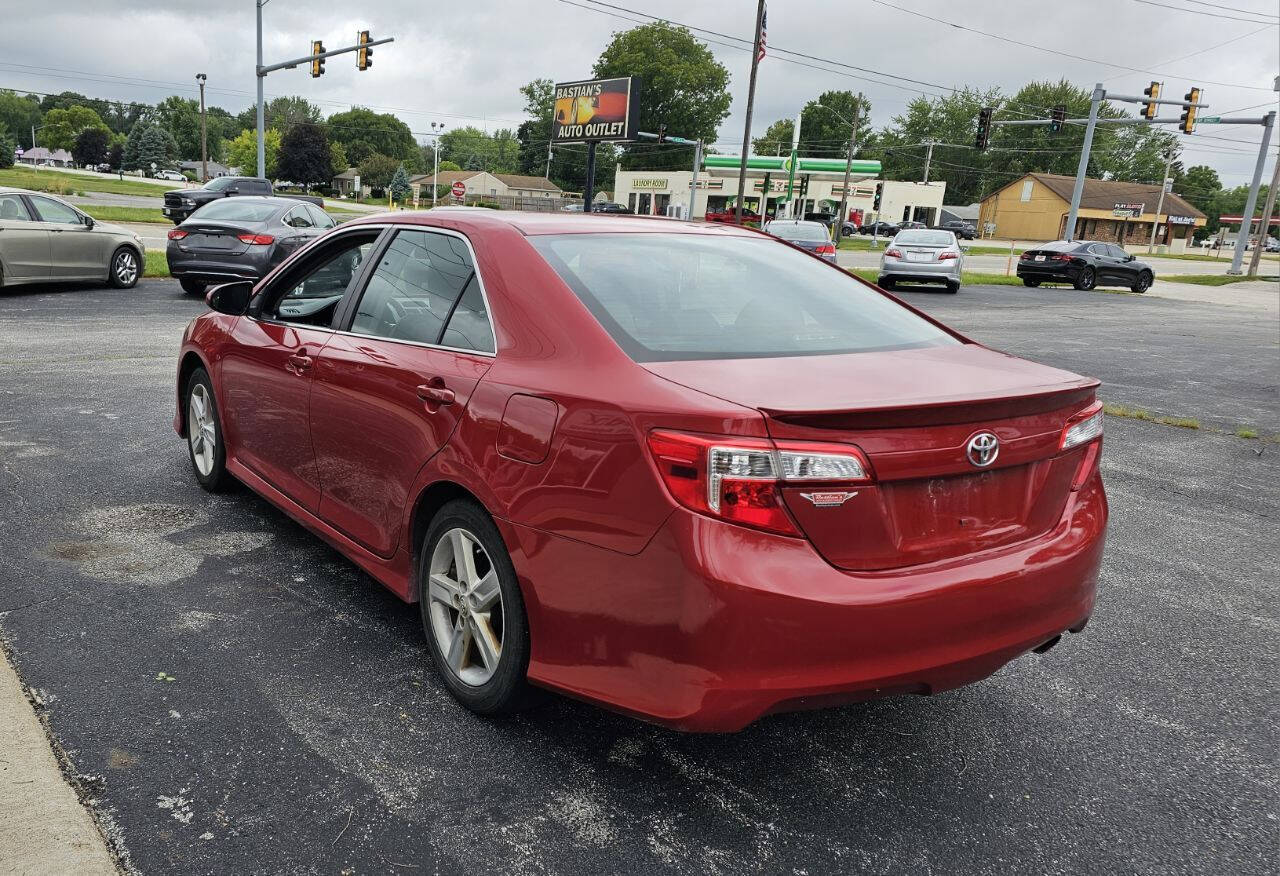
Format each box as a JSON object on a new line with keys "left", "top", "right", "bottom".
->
{"left": 1, "top": 279, "right": 1276, "bottom": 875}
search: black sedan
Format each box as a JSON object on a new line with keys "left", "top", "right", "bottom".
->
{"left": 1017, "top": 240, "right": 1154, "bottom": 293}
{"left": 166, "top": 197, "right": 336, "bottom": 295}
{"left": 859, "top": 221, "right": 900, "bottom": 237}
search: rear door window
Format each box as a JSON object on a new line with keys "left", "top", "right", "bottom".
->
{"left": 307, "top": 204, "right": 336, "bottom": 229}
{"left": 283, "top": 206, "right": 314, "bottom": 228}
{"left": 0, "top": 194, "right": 33, "bottom": 221}
{"left": 349, "top": 229, "right": 479, "bottom": 347}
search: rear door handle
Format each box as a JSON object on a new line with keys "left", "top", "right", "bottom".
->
{"left": 416, "top": 381, "right": 456, "bottom": 407}
{"left": 286, "top": 353, "right": 313, "bottom": 375}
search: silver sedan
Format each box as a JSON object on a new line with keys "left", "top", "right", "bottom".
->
{"left": 878, "top": 229, "right": 964, "bottom": 293}
{"left": 0, "top": 188, "right": 144, "bottom": 289}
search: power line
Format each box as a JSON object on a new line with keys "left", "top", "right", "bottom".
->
{"left": 866, "top": 0, "right": 1277, "bottom": 91}
{"left": 1130, "top": 0, "right": 1279, "bottom": 23}
{"left": 1101, "top": 24, "right": 1274, "bottom": 82}
{"left": 1184, "top": 0, "right": 1279, "bottom": 17}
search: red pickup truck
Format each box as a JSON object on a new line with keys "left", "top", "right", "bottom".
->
{"left": 704, "top": 207, "right": 762, "bottom": 224}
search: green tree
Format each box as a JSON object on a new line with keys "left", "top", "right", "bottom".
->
{"left": 72, "top": 126, "right": 110, "bottom": 166}
{"left": 389, "top": 163, "right": 411, "bottom": 202}
{"left": 237, "top": 96, "right": 323, "bottom": 134}
{"left": 327, "top": 107, "right": 417, "bottom": 163}
{"left": 329, "top": 140, "right": 349, "bottom": 176}
{"left": 225, "top": 128, "right": 280, "bottom": 177}
{"left": 41, "top": 105, "right": 110, "bottom": 152}
{"left": 1177, "top": 165, "right": 1222, "bottom": 216}
{"left": 752, "top": 117, "right": 794, "bottom": 157}
{"left": 153, "top": 95, "right": 207, "bottom": 161}
{"left": 107, "top": 138, "right": 124, "bottom": 170}
{"left": 0, "top": 124, "right": 15, "bottom": 169}
{"left": 755, "top": 92, "right": 872, "bottom": 159}
{"left": 135, "top": 125, "right": 179, "bottom": 174}
{"left": 0, "top": 91, "right": 42, "bottom": 148}
{"left": 357, "top": 152, "right": 400, "bottom": 193}
{"left": 439, "top": 126, "right": 518, "bottom": 173}
{"left": 438, "top": 160, "right": 462, "bottom": 172}
{"left": 277, "top": 121, "right": 332, "bottom": 188}
{"left": 593, "top": 22, "right": 732, "bottom": 170}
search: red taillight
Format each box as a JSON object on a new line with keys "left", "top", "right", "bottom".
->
{"left": 884, "top": 248, "right": 904, "bottom": 259}
{"left": 237, "top": 233, "right": 275, "bottom": 245}
{"left": 815, "top": 243, "right": 836, "bottom": 255}
{"left": 1050, "top": 253, "right": 1074, "bottom": 262}
{"left": 646, "top": 430, "right": 871, "bottom": 536}
{"left": 167, "top": 229, "right": 188, "bottom": 240}
{"left": 937, "top": 250, "right": 959, "bottom": 260}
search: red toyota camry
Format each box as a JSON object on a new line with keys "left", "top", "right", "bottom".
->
{"left": 175, "top": 210, "right": 1107, "bottom": 732}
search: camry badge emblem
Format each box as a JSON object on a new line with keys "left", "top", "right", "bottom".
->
{"left": 800, "top": 491, "right": 859, "bottom": 507}
{"left": 966, "top": 431, "right": 1000, "bottom": 468}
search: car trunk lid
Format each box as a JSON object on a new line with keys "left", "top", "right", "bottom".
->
{"left": 176, "top": 221, "right": 256, "bottom": 255}
{"left": 644, "top": 344, "right": 1099, "bottom": 570}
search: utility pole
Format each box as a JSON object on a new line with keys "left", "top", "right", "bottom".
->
{"left": 255, "top": 0, "right": 265, "bottom": 178}
{"left": 733, "top": 0, "right": 767, "bottom": 225}
{"left": 1246, "top": 152, "right": 1279, "bottom": 277}
{"left": 1229, "top": 111, "right": 1275, "bottom": 275}
{"left": 196, "top": 73, "right": 208, "bottom": 182}
{"left": 430, "top": 122, "right": 445, "bottom": 207}
{"left": 835, "top": 102, "right": 860, "bottom": 241}
{"left": 922, "top": 139, "right": 934, "bottom": 184}
{"left": 1065, "top": 83, "right": 1104, "bottom": 242}
{"left": 1147, "top": 149, "right": 1174, "bottom": 254}
{"left": 785, "top": 112, "right": 801, "bottom": 218}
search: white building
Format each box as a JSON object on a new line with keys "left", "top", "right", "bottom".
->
{"left": 613, "top": 162, "right": 945, "bottom": 226}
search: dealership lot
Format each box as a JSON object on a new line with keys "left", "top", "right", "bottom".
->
{"left": 0, "top": 280, "right": 1276, "bottom": 874}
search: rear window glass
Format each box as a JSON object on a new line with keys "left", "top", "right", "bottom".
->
{"left": 766, "top": 222, "right": 828, "bottom": 241}
{"left": 895, "top": 230, "right": 954, "bottom": 246}
{"left": 529, "top": 233, "right": 959, "bottom": 362}
{"left": 1038, "top": 240, "right": 1081, "bottom": 252}
{"left": 190, "top": 200, "right": 279, "bottom": 222}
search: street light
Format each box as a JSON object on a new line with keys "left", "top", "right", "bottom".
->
{"left": 813, "top": 100, "right": 862, "bottom": 242}
{"left": 429, "top": 122, "right": 447, "bottom": 206}
{"left": 196, "top": 73, "right": 208, "bottom": 183}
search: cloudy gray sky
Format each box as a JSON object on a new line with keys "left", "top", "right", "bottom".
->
{"left": 2, "top": 0, "right": 1276, "bottom": 183}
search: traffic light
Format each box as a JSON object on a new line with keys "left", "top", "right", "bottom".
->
{"left": 310, "top": 41, "right": 325, "bottom": 78}
{"left": 873, "top": 182, "right": 883, "bottom": 211}
{"left": 1180, "top": 87, "right": 1201, "bottom": 134}
{"left": 1141, "top": 81, "right": 1160, "bottom": 120}
{"left": 1049, "top": 104, "right": 1066, "bottom": 134}
{"left": 357, "top": 30, "right": 372, "bottom": 71}
{"left": 656, "top": 124, "right": 667, "bottom": 143}
{"left": 974, "top": 107, "right": 993, "bottom": 150}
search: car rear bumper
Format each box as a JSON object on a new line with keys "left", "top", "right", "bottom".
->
{"left": 166, "top": 244, "right": 273, "bottom": 282}
{"left": 508, "top": 469, "right": 1107, "bottom": 732}
{"left": 880, "top": 258, "right": 961, "bottom": 282}
{"left": 1016, "top": 262, "right": 1077, "bottom": 280}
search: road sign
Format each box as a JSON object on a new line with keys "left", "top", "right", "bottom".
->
{"left": 451, "top": 181, "right": 466, "bottom": 200}
{"left": 1113, "top": 202, "right": 1144, "bottom": 218}
{"left": 1198, "top": 116, "right": 1221, "bottom": 124}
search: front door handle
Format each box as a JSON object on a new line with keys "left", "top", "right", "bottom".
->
{"left": 285, "top": 352, "right": 313, "bottom": 375}
{"left": 416, "top": 380, "right": 456, "bottom": 409}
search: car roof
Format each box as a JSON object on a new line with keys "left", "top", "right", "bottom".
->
{"left": 343, "top": 209, "right": 761, "bottom": 238}
{"left": 766, "top": 219, "right": 823, "bottom": 227}
{"left": 196, "top": 195, "right": 301, "bottom": 208}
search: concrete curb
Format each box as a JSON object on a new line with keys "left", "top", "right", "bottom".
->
{"left": 0, "top": 646, "right": 119, "bottom": 876}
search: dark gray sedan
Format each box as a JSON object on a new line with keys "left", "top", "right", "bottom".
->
{"left": 762, "top": 219, "right": 837, "bottom": 263}
{"left": 166, "top": 197, "right": 336, "bottom": 295}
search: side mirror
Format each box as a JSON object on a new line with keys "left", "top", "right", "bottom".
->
{"left": 227, "top": 186, "right": 240, "bottom": 195}
{"left": 1127, "top": 253, "right": 1136, "bottom": 262}
{"left": 205, "top": 281, "right": 254, "bottom": 315}
{"left": 81, "top": 214, "right": 94, "bottom": 229}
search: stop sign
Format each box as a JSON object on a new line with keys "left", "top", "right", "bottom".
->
{"left": 451, "top": 181, "right": 466, "bottom": 199}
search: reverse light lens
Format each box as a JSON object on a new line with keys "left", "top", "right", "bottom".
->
{"left": 777, "top": 450, "right": 866, "bottom": 481}
{"left": 1061, "top": 405, "right": 1104, "bottom": 450}
{"left": 237, "top": 233, "right": 275, "bottom": 245}
{"left": 167, "top": 229, "right": 188, "bottom": 240}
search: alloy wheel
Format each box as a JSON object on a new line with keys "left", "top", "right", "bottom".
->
{"left": 187, "top": 384, "right": 216, "bottom": 477}
{"left": 427, "top": 527, "right": 504, "bottom": 686}
{"left": 114, "top": 250, "right": 139, "bottom": 286}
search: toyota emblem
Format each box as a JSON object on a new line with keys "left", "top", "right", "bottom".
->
{"left": 966, "top": 431, "right": 1000, "bottom": 468}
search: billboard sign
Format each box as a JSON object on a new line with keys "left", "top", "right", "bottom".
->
{"left": 1113, "top": 202, "right": 1145, "bottom": 218}
{"left": 552, "top": 77, "right": 639, "bottom": 143}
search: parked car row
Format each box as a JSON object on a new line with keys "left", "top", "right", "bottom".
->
{"left": 163, "top": 175, "right": 324, "bottom": 225}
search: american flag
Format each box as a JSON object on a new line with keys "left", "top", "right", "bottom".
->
{"left": 757, "top": 5, "right": 767, "bottom": 62}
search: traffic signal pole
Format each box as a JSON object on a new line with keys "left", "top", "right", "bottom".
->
{"left": 254, "top": 0, "right": 393, "bottom": 179}
{"left": 1064, "top": 83, "right": 1103, "bottom": 243}
{"left": 1229, "top": 110, "right": 1275, "bottom": 275}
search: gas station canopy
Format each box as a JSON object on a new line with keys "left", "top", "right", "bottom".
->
{"left": 702, "top": 155, "right": 882, "bottom": 179}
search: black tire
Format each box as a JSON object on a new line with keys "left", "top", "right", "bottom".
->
{"left": 184, "top": 367, "right": 231, "bottom": 492}
{"left": 179, "top": 278, "right": 206, "bottom": 296}
{"left": 108, "top": 246, "right": 141, "bottom": 289}
{"left": 1131, "top": 271, "right": 1152, "bottom": 294}
{"left": 1072, "top": 266, "right": 1096, "bottom": 291}
{"left": 1022, "top": 277, "right": 1041, "bottom": 288}
{"left": 419, "top": 499, "right": 532, "bottom": 717}
{"left": 946, "top": 280, "right": 960, "bottom": 294}
{"left": 877, "top": 277, "right": 895, "bottom": 290}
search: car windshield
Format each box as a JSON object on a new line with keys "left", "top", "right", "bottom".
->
{"left": 530, "top": 233, "right": 959, "bottom": 362}
{"left": 766, "top": 222, "right": 828, "bottom": 241}
{"left": 190, "top": 200, "right": 278, "bottom": 222}
{"left": 203, "top": 177, "right": 237, "bottom": 191}
{"left": 895, "top": 231, "right": 954, "bottom": 246}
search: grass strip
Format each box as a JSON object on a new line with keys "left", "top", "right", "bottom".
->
{"left": 0, "top": 166, "right": 174, "bottom": 198}
{"left": 82, "top": 206, "right": 169, "bottom": 224}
